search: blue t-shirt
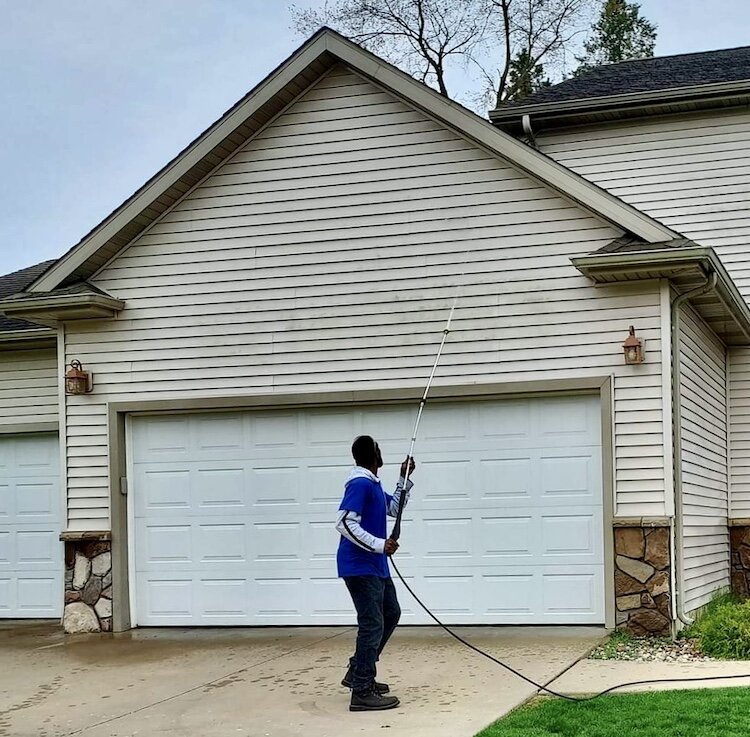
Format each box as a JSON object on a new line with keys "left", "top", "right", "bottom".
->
{"left": 337, "top": 475, "right": 392, "bottom": 578}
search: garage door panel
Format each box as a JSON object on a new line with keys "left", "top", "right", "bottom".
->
{"left": 0, "top": 484, "right": 9, "bottom": 519}
{"left": 478, "top": 514, "right": 536, "bottom": 560}
{"left": 542, "top": 570, "right": 599, "bottom": 616}
{"left": 135, "top": 468, "right": 191, "bottom": 514}
{"left": 131, "top": 396, "right": 604, "bottom": 625}
{"left": 477, "top": 456, "right": 533, "bottom": 500}
{"left": 15, "top": 481, "right": 58, "bottom": 520}
{"left": 307, "top": 576, "right": 354, "bottom": 621}
{"left": 305, "top": 464, "right": 348, "bottom": 506}
{"left": 304, "top": 411, "right": 356, "bottom": 447}
{"left": 251, "top": 466, "right": 301, "bottom": 506}
{"left": 541, "top": 512, "right": 598, "bottom": 560}
{"left": 540, "top": 450, "right": 601, "bottom": 502}
{"left": 133, "top": 417, "right": 190, "bottom": 459}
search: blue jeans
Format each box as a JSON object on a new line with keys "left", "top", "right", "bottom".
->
{"left": 344, "top": 575, "right": 401, "bottom": 694}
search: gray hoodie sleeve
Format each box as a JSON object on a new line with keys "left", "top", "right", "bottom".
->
{"left": 386, "top": 476, "right": 414, "bottom": 517}
{"left": 335, "top": 510, "right": 386, "bottom": 554}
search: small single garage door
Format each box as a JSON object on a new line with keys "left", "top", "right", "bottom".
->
{"left": 129, "top": 395, "right": 603, "bottom": 626}
{"left": 0, "top": 434, "right": 62, "bottom": 618}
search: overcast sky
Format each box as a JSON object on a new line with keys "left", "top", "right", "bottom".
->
{"left": 2, "top": 0, "right": 748, "bottom": 276}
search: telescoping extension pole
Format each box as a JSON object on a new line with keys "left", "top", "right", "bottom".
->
{"left": 389, "top": 297, "right": 459, "bottom": 542}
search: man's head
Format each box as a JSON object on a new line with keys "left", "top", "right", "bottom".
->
{"left": 352, "top": 435, "right": 383, "bottom": 473}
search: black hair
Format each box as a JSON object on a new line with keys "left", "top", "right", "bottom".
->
{"left": 352, "top": 435, "right": 378, "bottom": 468}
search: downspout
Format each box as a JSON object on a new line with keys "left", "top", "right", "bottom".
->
{"left": 671, "top": 269, "right": 718, "bottom": 626}
{"left": 522, "top": 115, "right": 537, "bottom": 148}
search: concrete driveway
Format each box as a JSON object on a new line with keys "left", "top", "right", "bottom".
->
{"left": 0, "top": 621, "right": 604, "bottom": 737}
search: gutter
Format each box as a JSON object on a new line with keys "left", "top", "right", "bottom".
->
{"left": 670, "top": 269, "right": 718, "bottom": 627}
{"left": 0, "top": 328, "right": 56, "bottom": 344}
{"left": 489, "top": 79, "right": 750, "bottom": 124}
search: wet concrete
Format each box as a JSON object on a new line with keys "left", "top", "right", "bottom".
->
{"left": 0, "top": 621, "right": 605, "bottom": 737}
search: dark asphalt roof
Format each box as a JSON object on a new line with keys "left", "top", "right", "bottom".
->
{"left": 496, "top": 45, "right": 750, "bottom": 110}
{"left": 0, "top": 260, "right": 56, "bottom": 333}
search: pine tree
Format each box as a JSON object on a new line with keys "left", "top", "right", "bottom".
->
{"left": 506, "top": 49, "right": 551, "bottom": 101}
{"left": 575, "top": 0, "right": 657, "bottom": 74}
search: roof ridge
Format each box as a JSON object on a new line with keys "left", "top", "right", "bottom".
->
{"left": 586, "top": 43, "right": 750, "bottom": 70}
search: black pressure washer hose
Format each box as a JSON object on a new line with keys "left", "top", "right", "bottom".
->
{"left": 386, "top": 276, "right": 749, "bottom": 702}
{"left": 389, "top": 557, "right": 750, "bottom": 702}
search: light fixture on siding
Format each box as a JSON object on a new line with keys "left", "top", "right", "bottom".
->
{"left": 623, "top": 326, "right": 645, "bottom": 365}
{"left": 65, "top": 360, "right": 93, "bottom": 395}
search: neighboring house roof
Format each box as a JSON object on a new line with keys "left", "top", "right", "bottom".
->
{"left": 0, "top": 260, "right": 56, "bottom": 335}
{"left": 491, "top": 45, "right": 750, "bottom": 131}
{"left": 27, "top": 27, "right": 677, "bottom": 296}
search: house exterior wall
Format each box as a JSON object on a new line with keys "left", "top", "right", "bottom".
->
{"left": 678, "top": 304, "right": 729, "bottom": 612}
{"left": 537, "top": 110, "right": 750, "bottom": 520}
{"left": 0, "top": 347, "right": 58, "bottom": 430}
{"left": 59, "top": 65, "right": 669, "bottom": 536}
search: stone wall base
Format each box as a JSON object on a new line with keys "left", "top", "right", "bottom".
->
{"left": 730, "top": 525, "right": 750, "bottom": 596}
{"left": 614, "top": 525, "right": 672, "bottom": 635}
{"left": 63, "top": 539, "right": 112, "bottom": 633}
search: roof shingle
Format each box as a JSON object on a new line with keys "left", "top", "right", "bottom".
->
{"left": 0, "top": 260, "right": 56, "bottom": 333}
{"left": 495, "top": 45, "right": 750, "bottom": 110}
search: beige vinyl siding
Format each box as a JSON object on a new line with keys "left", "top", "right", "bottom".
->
{"left": 63, "top": 65, "right": 667, "bottom": 530}
{"left": 730, "top": 345, "right": 750, "bottom": 516}
{"left": 0, "top": 348, "right": 58, "bottom": 428}
{"left": 537, "top": 109, "right": 750, "bottom": 256}
{"left": 538, "top": 111, "right": 750, "bottom": 519}
{"left": 678, "top": 305, "right": 729, "bottom": 612}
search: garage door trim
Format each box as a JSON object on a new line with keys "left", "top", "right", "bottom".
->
{"left": 122, "top": 384, "right": 615, "bottom": 628}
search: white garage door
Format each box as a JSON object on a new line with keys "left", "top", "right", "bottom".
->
{"left": 0, "top": 434, "right": 62, "bottom": 618}
{"left": 129, "top": 395, "right": 604, "bottom": 626}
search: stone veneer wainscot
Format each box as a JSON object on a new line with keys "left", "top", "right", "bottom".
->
{"left": 613, "top": 519, "right": 672, "bottom": 635}
{"left": 62, "top": 532, "right": 112, "bottom": 633}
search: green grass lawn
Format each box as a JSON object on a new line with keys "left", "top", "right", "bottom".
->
{"left": 475, "top": 687, "right": 750, "bottom": 737}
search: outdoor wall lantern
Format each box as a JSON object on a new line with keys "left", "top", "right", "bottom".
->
{"left": 623, "top": 326, "right": 645, "bottom": 365}
{"left": 65, "top": 360, "right": 93, "bottom": 395}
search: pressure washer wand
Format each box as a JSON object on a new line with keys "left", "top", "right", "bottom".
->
{"left": 390, "top": 299, "right": 458, "bottom": 543}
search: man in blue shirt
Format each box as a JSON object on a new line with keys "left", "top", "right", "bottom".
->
{"left": 335, "top": 435, "right": 415, "bottom": 712}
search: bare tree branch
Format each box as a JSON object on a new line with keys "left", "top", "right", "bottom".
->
{"left": 289, "top": 0, "right": 594, "bottom": 108}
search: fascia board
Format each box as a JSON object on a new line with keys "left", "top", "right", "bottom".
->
{"left": 324, "top": 35, "right": 677, "bottom": 244}
{"left": 29, "top": 34, "right": 332, "bottom": 294}
{"left": 0, "top": 294, "right": 125, "bottom": 316}
{"left": 489, "top": 79, "right": 750, "bottom": 122}
{"left": 571, "top": 246, "right": 714, "bottom": 276}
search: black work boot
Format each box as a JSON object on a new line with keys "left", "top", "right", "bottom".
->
{"left": 342, "top": 665, "right": 390, "bottom": 694}
{"left": 350, "top": 689, "right": 400, "bottom": 712}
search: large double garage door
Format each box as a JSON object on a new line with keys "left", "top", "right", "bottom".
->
{"left": 130, "top": 395, "right": 604, "bottom": 626}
